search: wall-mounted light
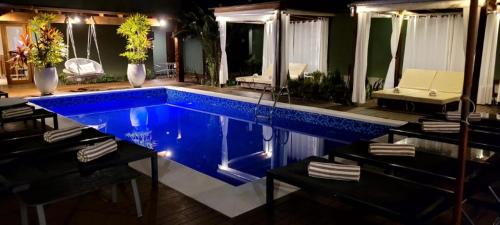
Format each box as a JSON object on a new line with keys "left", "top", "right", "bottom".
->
{"left": 71, "top": 16, "right": 81, "bottom": 24}
{"left": 159, "top": 18, "right": 168, "bottom": 27}
{"left": 350, "top": 6, "right": 356, "bottom": 17}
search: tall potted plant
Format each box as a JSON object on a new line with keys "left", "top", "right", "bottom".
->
{"left": 117, "top": 14, "right": 152, "bottom": 88}
{"left": 10, "top": 13, "right": 65, "bottom": 95}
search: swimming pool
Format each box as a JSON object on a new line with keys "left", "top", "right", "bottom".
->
{"left": 30, "top": 87, "right": 391, "bottom": 186}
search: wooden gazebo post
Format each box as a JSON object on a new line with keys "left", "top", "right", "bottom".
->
{"left": 453, "top": 0, "right": 480, "bottom": 224}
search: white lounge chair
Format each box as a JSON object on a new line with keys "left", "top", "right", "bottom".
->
{"left": 236, "top": 63, "right": 308, "bottom": 89}
{"left": 373, "top": 69, "right": 463, "bottom": 106}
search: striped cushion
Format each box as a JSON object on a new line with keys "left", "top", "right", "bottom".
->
{"left": 308, "top": 161, "right": 360, "bottom": 182}
{"left": 44, "top": 126, "right": 83, "bottom": 143}
{"left": 421, "top": 121, "right": 460, "bottom": 133}
{"left": 445, "top": 111, "right": 482, "bottom": 122}
{"left": 77, "top": 139, "right": 117, "bottom": 163}
{"left": 1, "top": 106, "right": 33, "bottom": 119}
{"left": 369, "top": 143, "right": 415, "bottom": 157}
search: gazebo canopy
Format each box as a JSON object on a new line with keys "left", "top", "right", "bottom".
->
{"left": 213, "top": 1, "right": 336, "bottom": 88}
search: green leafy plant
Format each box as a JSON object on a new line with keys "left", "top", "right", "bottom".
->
{"left": 117, "top": 14, "right": 152, "bottom": 64}
{"left": 176, "top": 3, "right": 220, "bottom": 86}
{"left": 22, "top": 13, "right": 65, "bottom": 68}
{"left": 287, "top": 69, "right": 352, "bottom": 105}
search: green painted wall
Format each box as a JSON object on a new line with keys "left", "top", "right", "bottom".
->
{"left": 328, "top": 15, "right": 354, "bottom": 75}
{"left": 366, "top": 18, "right": 392, "bottom": 78}
{"left": 53, "top": 24, "right": 154, "bottom": 79}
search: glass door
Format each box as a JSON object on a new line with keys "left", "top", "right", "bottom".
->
{"left": 1, "top": 24, "right": 32, "bottom": 84}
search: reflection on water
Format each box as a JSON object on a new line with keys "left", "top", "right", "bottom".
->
{"left": 396, "top": 138, "right": 495, "bottom": 163}
{"left": 68, "top": 104, "right": 351, "bottom": 186}
{"left": 125, "top": 107, "right": 157, "bottom": 149}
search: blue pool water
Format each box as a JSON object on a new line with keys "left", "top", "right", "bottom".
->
{"left": 30, "top": 87, "right": 390, "bottom": 186}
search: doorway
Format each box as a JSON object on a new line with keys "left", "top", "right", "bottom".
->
{"left": 0, "top": 23, "right": 33, "bottom": 85}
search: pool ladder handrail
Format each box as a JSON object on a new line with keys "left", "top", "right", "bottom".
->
{"left": 254, "top": 85, "right": 291, "bottom": 121}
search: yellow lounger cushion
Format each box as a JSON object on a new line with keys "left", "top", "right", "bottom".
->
{"left": 430, "top": 71, "right": 464, "bottom": 94}
{"left": 397, "top": 69, "right": 437, "bottom": 90}
{"left": 372, "top": 88, "right": 421, "bottom": 100}
{"left": 403, "top": 91, "right": 461, "bottom": 105}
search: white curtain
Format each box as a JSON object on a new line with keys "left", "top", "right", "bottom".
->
{"left": 477, "top": 13, "right": 500, "bottom": 105}
{"left": 383, "top": 15, "right": 403, "bottom": 89}
{"left": 288, "top": 18, "right": 329, "bottom": 73}
{"left": 218, "top": 21, "right": 229, "bottom": 85}
{"left": 403, "top": 15, "right": 465, "bottom": 72}
{"left": 277, "top": 12, "right": 290, "bottom": 87}
{"left": 262, "top": 19, "right": 277, "bottom": 79}
{"left": 352, "top": 13, "right": 371, "bottom": 104}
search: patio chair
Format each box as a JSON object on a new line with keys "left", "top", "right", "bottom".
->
{"left": 154, "top": 62, "right": 176, "bottom": 78}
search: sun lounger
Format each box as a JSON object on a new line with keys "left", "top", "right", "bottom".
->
{"left": 0, "top": 108, "right": 58, "bottom": 131}
{"left": 18, "top": 165, "right": 142, "bottom": 225}
{"left": 0, "top": 127, "right": 113, "bottom": 161}
{"left": 329, "top": 141, "right": 495, "bottom": 184}
{"left": 267, "top": 156, "right": 453, "bottom": 224}
{"left": 236, "top": 63, "right": 307, "bottom": 89}
{"left": 388, "top": 122, "right": 500, "bottom": 152}
{"left": 0, "top": 140, "right": 158, "bottom": 191}
{"left": 373, "top": 69, "right": 464, "bottom": 110}
{"left": 420, "top": 113, "right": 500, "bottom": 134}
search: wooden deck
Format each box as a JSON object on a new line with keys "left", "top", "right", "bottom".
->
{"left": 1, "top": 173, "right": 498, "bottom": 225}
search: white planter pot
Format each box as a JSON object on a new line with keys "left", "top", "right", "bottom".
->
{"left": 127, "top": 64, "right": 146, "bottom": 88}
{"left": 34, "top": 67, "right": 58, "bottom": 95}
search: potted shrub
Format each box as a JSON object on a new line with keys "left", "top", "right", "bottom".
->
{"left": 10, "top": 13, "right": 65, "bottom": 95}
{"left": 117, "top": 14, "right": 152, "bottom": 88}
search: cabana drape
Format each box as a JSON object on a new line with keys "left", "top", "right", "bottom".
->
{"left": 402, "top": 15, "right": 465, "bottom": 72}
{"left": 278, "top": 12, "right": 290, "bottom": 87}
{"left": 218, "top": 21, "right": 229, "bottom": 85}
{"left": 352, "top": 13, "right": 372, "bottom": 104}
{"left": 383, "top": 15, "right": 403, "bottom": 89}
{"left": 477, "top": 13, "right": 500, "bottom": 105}
{"left": 288, "top": 18, "right": 329, "bottom": 73}
{"left": 262, "top": 19, "right": 277, "bottom": 82}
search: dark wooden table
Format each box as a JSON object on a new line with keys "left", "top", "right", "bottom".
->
{"left": 388, "top": 122, "right": 500, "bottom": 152}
